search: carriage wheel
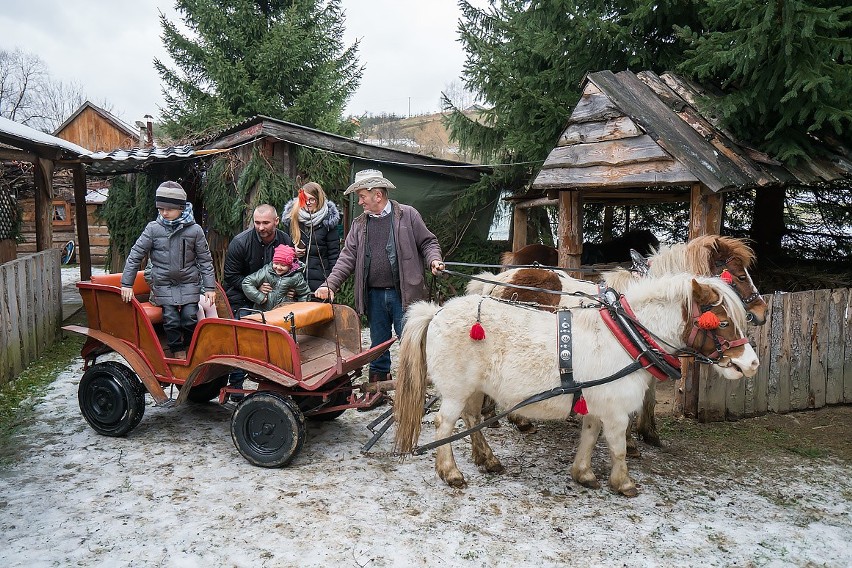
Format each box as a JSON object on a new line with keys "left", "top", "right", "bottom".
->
{"left": 231, "top": 392, "right": 306, "bottom": 468}
{"left": 78, "top": 362, "right": 146, "bottom": 437}
{"left": 182, "top": 375, "right": 229, "bottom": 403}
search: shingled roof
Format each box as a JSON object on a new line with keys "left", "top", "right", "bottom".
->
{"left": 531, "top": 70, "right": 851, "bottom": 195}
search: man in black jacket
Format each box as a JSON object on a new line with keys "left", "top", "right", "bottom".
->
{"left": 223, "top": 204, "right": 293, "bottom": 313}
{"left": 223, "top": 204, "right": 292, "bottom": 398}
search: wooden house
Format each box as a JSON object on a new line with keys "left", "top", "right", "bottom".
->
{"left": 53, "top": 100, "right": 141, "bottom": 152}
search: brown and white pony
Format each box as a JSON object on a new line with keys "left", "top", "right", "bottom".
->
{"left": 468, "top": 235, "right": 767, "bottom": 443}
{"left": 394, "top": 273, "right": 759, "bottom": 495}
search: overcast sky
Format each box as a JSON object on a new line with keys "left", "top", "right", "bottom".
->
{"left": 0, "top": 0, "right": 482, "bottom": 127}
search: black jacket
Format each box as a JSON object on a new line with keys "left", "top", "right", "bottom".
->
{"left": 281, "top": 200, "right": 341, "bottom": 291}
{"left": 223, "top": 227, "right": 293, "bottom": 310}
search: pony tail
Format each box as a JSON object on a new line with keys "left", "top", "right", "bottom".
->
{"left": 393, "top": 301, "right": 439, "bottom": 455}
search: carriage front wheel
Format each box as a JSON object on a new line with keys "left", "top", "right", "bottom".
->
{"left": 231, "top": 392, "right": 306, "bottom": 467}
{"left": 78, "top": 361, "right": 146, "bottom": 437}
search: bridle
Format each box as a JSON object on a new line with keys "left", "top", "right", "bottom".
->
{"left": 713, "top": 256, "right": 762, "bottom": 308}
{"left": 684, "top": 299, "right": 751, "bottom": 366}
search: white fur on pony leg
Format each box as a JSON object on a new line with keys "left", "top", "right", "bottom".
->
{"left": 600, "top": 414, "right": 638, "bottom": 497}
{"left": 571, "top": 415, "right": 602, "bottom": 489}
{"left": 434, "top": 409, "right": 466, "bottom": 488}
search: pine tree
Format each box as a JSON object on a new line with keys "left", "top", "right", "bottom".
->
{"left": 155, "top": 0, "right": 363, "bottom": 140}
{"left": 677, "top": 0, "right": 852, "bottom": 163}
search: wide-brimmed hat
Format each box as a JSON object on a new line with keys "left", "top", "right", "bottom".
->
{"left": 343, "top": 169, "right": 396, "bottom": 195}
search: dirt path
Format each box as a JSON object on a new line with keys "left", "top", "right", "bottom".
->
{"left": 0, "top": 355, "right": 849, "bottom": 567}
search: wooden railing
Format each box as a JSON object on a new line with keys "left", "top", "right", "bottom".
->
{"left": 0, "top": 249, "right": 62, "bottom": 386}
{"left": 692, "top": 288, "right": 851, "bottom": 421}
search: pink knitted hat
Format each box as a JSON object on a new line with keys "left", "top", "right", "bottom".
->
{"left": 272, "top": 244, "right": 296, "bottom": 266}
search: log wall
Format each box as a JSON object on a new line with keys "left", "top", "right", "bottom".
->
{"left": 0, "top": 249, "right": 62, "bottom": 386}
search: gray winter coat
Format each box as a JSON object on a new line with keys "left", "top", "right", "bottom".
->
{"left": 121, "top": 217, "right": 215, "bottom": 306}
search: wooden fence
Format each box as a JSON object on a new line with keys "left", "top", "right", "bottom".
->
{"left": 695, "top": 288, "right": 852, "bottom": 421}
{"left": 0, "top": 249, "right": 62, "bottom": 386}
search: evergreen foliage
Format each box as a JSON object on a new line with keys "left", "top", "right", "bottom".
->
{"left": 156, "top": 0, "right": 363, "bottom": 140}
{"left": 677, "top": 1, "right": 852, "bottom": 163}
{"left": 449, "top": 1, "right": 850, "bottom": 263}
{"left": 99, "top": 175, "right": 156, "bottom": 269}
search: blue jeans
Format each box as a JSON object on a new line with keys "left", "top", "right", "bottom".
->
{"left": 367, "top": 287, "right": 404, "bottom": 375}
{"left": 161, "top": 303, "right": 198, "bottom": 352}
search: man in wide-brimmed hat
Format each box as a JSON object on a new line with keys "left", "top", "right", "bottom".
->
{"left": 315, "top": 169, "right": 444, "bottom": 388}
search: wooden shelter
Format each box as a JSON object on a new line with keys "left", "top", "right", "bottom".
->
{"left": 520, "top": 70, "right": 852, "bottom": 269}
{"left": 0, "top": 116, "right": 93, "bottom": 277}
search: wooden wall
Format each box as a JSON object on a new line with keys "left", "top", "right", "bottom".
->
{"left": 696, "top": 288, "right": 852, "bottom": 421}
{"left": 0, "top": 249, "right": 62, "bottom": 386}
{"left": 54, "top": 106, "right": 136, "bottom": 152}
{"left": 17, "top": 199, "right": 109, "bottom": 265}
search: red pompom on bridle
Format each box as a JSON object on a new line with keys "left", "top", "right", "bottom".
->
{"left": 470, "top": 297, "right": 486, "bottom": 340}
{"left": 573, "top": 396, "right": 588, "bottom": 415}
{"left": 298, "top": 188, "right": 308, "bottom": 208}
{"left": 697, "top": 310, "right": 721, "bottom": 330}
{"left": 719, "top": 269, "right": 734, "bottom": 285}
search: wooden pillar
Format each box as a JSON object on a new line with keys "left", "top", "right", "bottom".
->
{"left": 71, "top": 164, "right": 92, "bottom": 281}
{"left": 679, "top": 182, "right": 723, "bottom": 416}
{"left": 557, "top": 190, "right": 582, "bottom": 277}
{"left": 602, "top": 206, "right": 614, "bottom": 241}
{"left": 688, "top": 183, "right": 722, "bottom": 239}
{"left": 33, "top": 158, "right": 55, "bottom": 251}
{"left": 511, "top": 206, "right": 528, "bottom": 251}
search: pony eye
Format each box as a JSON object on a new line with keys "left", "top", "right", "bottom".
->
{"left": 719, "top": 321, "right": 729, "bottom": 328}
{"left": 738, "top": 275, "right": 747, "bottom": 282}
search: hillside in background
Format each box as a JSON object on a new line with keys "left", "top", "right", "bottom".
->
{"left": 352, "top": 108, "right": 485, "bottom": 163}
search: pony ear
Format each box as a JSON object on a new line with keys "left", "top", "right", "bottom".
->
{"left": 691, "top": 279, "right": 719, "bottom": 306}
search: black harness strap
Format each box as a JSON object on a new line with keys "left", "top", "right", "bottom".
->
{"left": 558, "top": 311, "right": 580, "bottom": 406}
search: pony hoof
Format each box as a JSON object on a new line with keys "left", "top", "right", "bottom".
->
{"left": 627, "top": 445, "right": 642, "bottom": 459}
{"left": 576, "top": 477, "right": 600, "bottom": 490}
{"left": 640, "top": 433, "right": 663, "bottom": 447}
{"left": 483, "top": 460, "right": 505, "bottom": 474}
{"left": 487, "top": 420, "right": 502, "bottom": 429}
{"left": 440, "top": 471, "right": 467, "bottom": 488}
{"left": 515, "top": 422, "right": 537, "bottom": 434}
{"left": 618, "top": 485, "right": 639, "bottom": 498}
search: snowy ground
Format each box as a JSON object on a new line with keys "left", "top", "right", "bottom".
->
{"left": 0, "top": 268, "right": 848, "bottom": 567}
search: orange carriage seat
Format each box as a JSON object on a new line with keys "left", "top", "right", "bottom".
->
{"left": 90, "top": 271, "right": 163, "bottom": 324}
{"left": 242, "top": 302, "right": 334, "bottom": 330}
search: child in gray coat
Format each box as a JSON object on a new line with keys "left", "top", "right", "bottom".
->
{"left": 242, "top": 244, "right": 311, "bottom": 311}
{"left": 120, "top": 181, "right": 215, "bottom": 359}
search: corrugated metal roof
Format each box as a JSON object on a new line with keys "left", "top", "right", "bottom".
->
{"left": 83, "top": 146, "right": 222, "bottom": 175}
{"left": 0, "top": 115, "right": 91, "bottom": 158}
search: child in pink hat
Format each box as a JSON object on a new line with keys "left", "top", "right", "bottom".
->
{"left": 241, "top": 244, "right": 312, "bottom": 311}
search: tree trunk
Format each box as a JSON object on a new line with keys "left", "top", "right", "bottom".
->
{"left": 750, "top": 187, "right": 785, "bottom": 261}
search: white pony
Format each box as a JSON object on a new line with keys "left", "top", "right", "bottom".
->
{"left": 395, "top": 273, "right": 759, "bottom": 496}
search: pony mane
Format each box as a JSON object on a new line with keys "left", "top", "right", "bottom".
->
{"left": 621, "top": 273, "right": 749, "bottom": 334}
{"left": 646, "top": 235, "right": 755, "bottom": 277}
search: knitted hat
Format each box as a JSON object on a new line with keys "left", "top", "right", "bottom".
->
{"left": 272, "top": 244, "right": 296, "bottom": 266}
{"left": 343, "top": 169, "right": 396, "bottom": 195}
{"left": 155, "top": 181, "right": 187, "bottom": 209}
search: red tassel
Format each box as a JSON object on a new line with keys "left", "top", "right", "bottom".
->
{"left": 298, "top": 188, "right": 308, "bottom": 208}
{"left": 720, "top": 269, "right": 733, "bottom": 285}
{"left": 573, "top": 396, "right": 588, "bottom": 415}
{"left": 469, "top": 322, "right": 485, "bottom": 340}
{"left": 697, "top": 310, "right": 721, "bottom": 330}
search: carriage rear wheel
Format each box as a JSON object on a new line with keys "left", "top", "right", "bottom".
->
{"left": 231, "top": 392, "right": 306, "bottom": 467}
{"left": 78, "top": 362, "right": 146, "bottom": 436}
